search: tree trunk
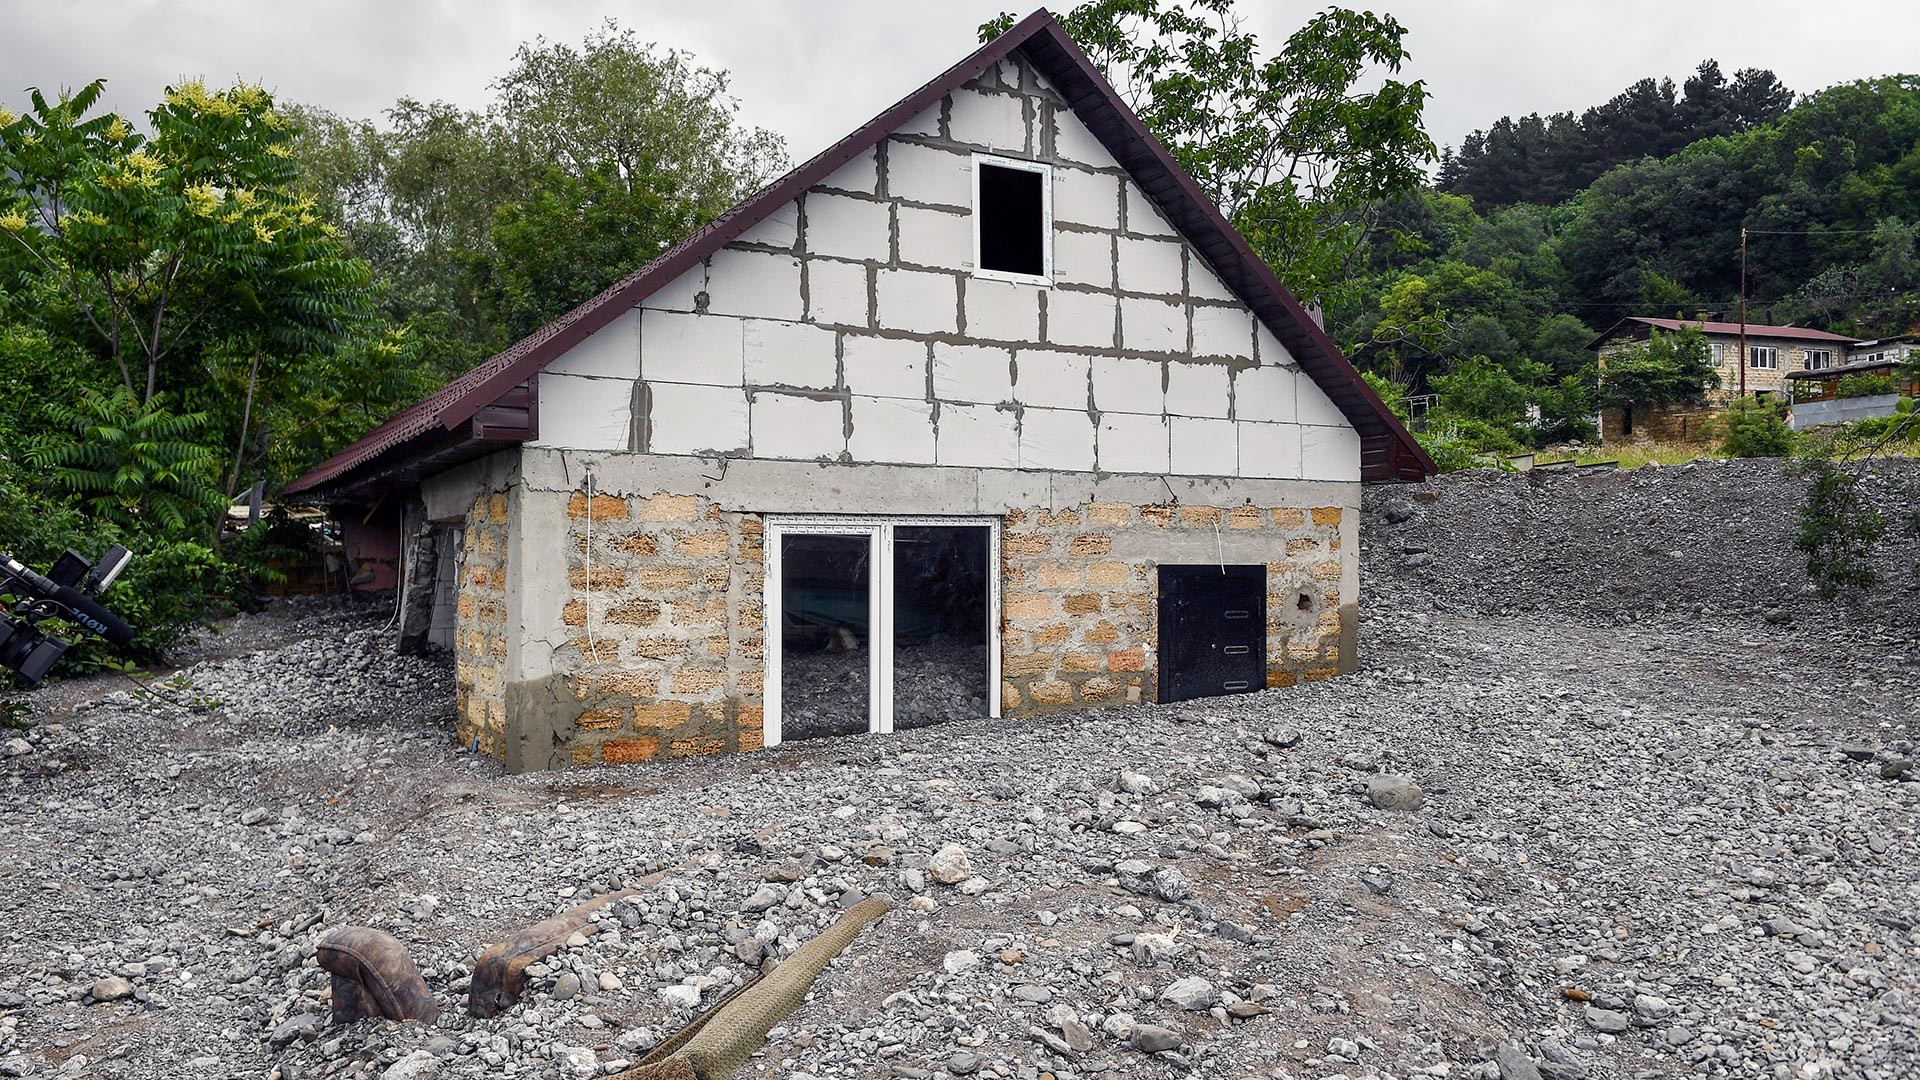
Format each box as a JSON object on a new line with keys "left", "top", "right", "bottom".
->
{"left": 228, "top": 349, "right": 263, "bottom": 498}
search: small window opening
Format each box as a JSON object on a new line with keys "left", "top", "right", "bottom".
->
{"left": 976, "top": 159, "right": 1047, "bottom": 279}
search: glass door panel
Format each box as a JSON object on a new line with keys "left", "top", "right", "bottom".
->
{"left": 777, "top": 533, "right": 875, "bottom": 741}
{"left": 890, "top": 525, "right": 992, "bottom": 730}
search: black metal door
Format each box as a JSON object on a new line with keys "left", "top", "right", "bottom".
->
{"left": 1157, "top": 564, "right": 1266, "bottom": 704}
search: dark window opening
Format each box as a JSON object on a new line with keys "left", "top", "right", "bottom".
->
{"left": 978, "top": 163, "right": 1045, "bottom": 277}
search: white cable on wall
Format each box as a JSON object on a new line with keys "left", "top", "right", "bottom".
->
{"left": 584, "top": 470, "right": 598, "bottom": 658}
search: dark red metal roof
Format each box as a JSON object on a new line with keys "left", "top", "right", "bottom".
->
{"left": 286, "top": 8, "right": 1432, "bottom": 497}
{"left": 1588, "top": 316, "right": 1862, "bottom": 351}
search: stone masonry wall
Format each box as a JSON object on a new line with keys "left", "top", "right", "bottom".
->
{"left": 554, "top": 489, "right": 766, "bottom": 767}
{"left": 999, "top": 501, "right": 1349, "bottom": 714}
{"left": 453, "top": 491, "right": 510, "bottom": 758}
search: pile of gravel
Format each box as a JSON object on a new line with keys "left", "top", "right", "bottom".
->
{"left": 1364, "top": 456, "right": 1920, "bottom": 627}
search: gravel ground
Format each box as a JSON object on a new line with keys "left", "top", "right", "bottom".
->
{"left": 2, "top": 463, "right": 1916, "bottom": 1080}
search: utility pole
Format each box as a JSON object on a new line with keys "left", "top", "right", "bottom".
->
{"left": 1738, "top": 226, "right": 1748, "bottom": 399}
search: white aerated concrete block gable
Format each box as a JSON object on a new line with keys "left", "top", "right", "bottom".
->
{"left": 750, "top": 392, "right": 845, "bottom": 460}
{"left": 704, "top": 249, "right": 802, "bottom": 322}
{"left": 1170, "top": 416, "right": 1237, "bottom": 476}
{"left": 887, "top": 141, "right": 971, "bottom": 208}
{"left": 803, "top": 194, "right": 891, "bottom": 262}
{"left": 1053, "top": 230, "right": 1111, "bottom": 288}
{"left": 743, "top": 320, "right": 836, "bottom": 390}
{"left": 641, "top": 265, "right": 705, "bottom": 312}
{"left": 947, "top": 89, "right": 1026, "bottom": 152}
{"left": 1098, "top": 412, "right": 1170, "bottom": 474}
{"left": 806, "top": 259, "right": 870, "bottom": 328}
{"left": 647, "top": 382, "right": 747, "bottom": 455}
{"left": 1188, "top": 256, "right": 1235, "bottom": 302}
{"left": 936, "top": 403, "right": 1019, "bottom": 468}
{"left": 1046, "top": 290, "right": 1116, "bottom": 349}
{"left": 1012, "top": 350, "right": 1089, "bottom": 410}
{"left": 848, "top": 395, "right": 935, "bottom": 464}
{"left": 897, "top": 205, "right": 972, "bottom": 271}
{"left": 1019, "top": 407, "right": 1096, "bottom": 472}
{"left": 1116, "top": 237, "right": 1184, "bottom": 296}
{"left": 734, "top": 202, "right": 798, "bottom": 249}
{"left": 898, "top": 104, "right": 940, "bottom": 138}
{"left": 1296, "top": 371, "right": 1347, "bottom": 428}
{"left": 1124, "top": 183, "right": 1178, "bottom": 237}
{"left": 819, "top": 148, "right": 879, "bottom": 196}
{"left": 1121, "top": 296, "right": 1185, "bottom": 353}
{"left": 535, "top": 374, "right": 631, "bottom": 450}
{"left": 933, "top": 342, "right": 1013, "bottom": 404}
{"left": 1237, "top": 421, "right": 1303, "bottom": 480}
{"left": 964, "top": 278, "right": 1041, "bottom": 342}
{"left": 640, "top": 310, "right": 743, "bottom": 386}
{"left": 1090, "top": 355, "right": 1163, "bottom": 414}
{"left": 876, "top": 268, "right": 959, "bottom": 335}
{"left": 1233, "top": 365, "right": 1297, "bottom": 424}
{"left": 1257, "top": 325, "right": 1296, "bottom": 366}
{"left": 841, "top": 335, "right": 926, "bottom": 399}
{"left": 1165, "top": 362, "right": 1231, "bottom": 419}
{"left": 547, "top": 307, "right": 640, "bottom": 379}
{"left": 1301, "top": 424, "right": 1361, "bottom": 481}
{"left": 1191, "top": 306, "right": 1254, "bottom": 361}
{"left": 1053, "top": 168, "right": 1120, "bottom": 230}
{"left": 1052, "top": 108, "right": 1119, "bottom": 169}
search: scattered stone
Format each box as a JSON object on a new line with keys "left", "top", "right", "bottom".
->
{"left": 380, "top": 1051, "right": 439, "bottom": 1080}
{"left": 86, "top": 977, "right": 133, "bottom": 1003}
{"left": 1583, "top": 1005, "right": 1630, "bottom": 1033}
{"left": 927, "top": 844, "right": 974, "bottom": 885}
{"left": 1131, "top": 1025, "right": 1184, "bottom": 1053}
{"left": 1159, "top": 976, "right": 1218, "bottom": 1010}
{"left": 1366, "top": 774, "right": 1425, "bottom": 811}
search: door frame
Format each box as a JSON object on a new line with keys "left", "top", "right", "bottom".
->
{"left": 764, "top": 515, "right": 1001, "bottom": 747}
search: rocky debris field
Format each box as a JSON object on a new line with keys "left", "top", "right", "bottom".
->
{"left": 1, "top": 463, "right": 1916, "bottom": 1080}
{"left": 1363, "top": 457, "right": 1920, "bottom": 628}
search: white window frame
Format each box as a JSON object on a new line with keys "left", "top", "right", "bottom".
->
{"left": 1748, "top": 345, "right": 1779, "bottom": 370}
{"left": 1806, "top": 349, "right": 1833, "bottom": 371}
{"left": 1710, "top": 342, "right": 1725, "bottom": 366}
{"left": 763, "top": 515, "right": 1002, "bottom": 748}
{"left": 971, "top": 153, "right": 1053, "bottom": 286}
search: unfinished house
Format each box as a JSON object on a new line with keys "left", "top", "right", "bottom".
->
{"left": 284, "top": 11, "right": 1432, "bottom": 772}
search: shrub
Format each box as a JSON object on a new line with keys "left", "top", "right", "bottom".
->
{"left": 1792, "top": 460, "right": 1887, "bottom": 600}
{"left": 1837, "top": 373, "right": 1898, "bottom": 399}
{"left": 1717, "top": 397, "right": 1794, "bottom": 457}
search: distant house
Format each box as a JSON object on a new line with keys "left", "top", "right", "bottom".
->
{"left": 282, "top": 11, "right": 1431, "bottom": 773}
{"left": 1785, "top": 334, "right": 1920, "bottom": 429}
{"left": 1587, "top": 317, "right": 1866, "bottom": 440}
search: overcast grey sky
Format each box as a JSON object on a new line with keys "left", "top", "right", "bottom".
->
{"left": 4, "top": 1, "right": 1913, "bottom": 165}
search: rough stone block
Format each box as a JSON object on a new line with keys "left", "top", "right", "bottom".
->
{"left": 1165, "top": 362, "right": 1231, "bottom": 419}
{"left": 1124, "top": 183, "right": 1178, "bottom": 237}
{"left": 734, "top": 201, "right": 799, "bottom": 249}
{"left": 1091, "top": 355, "right": 1164, "bottom": 414}
{"left": 1053, "top": 229, "right": 1112, "bottom": 288}
{"left": 1237, "top": 422, "right": 1303, "bottom": 480}
{"left": 567, "top": 493, "right": 628, "bottom": 521}
{"left": 1046, "top": 289, "right": 1117, "bottom": 349}
{"left": 804, "top": 193, "right": 891, "bottom": 262}
{"left": 537, "top": 374, "right": 633, "bottom": 450}
{"left": 1054, "top": 168, "right": 1120, "bottom": 230}
{"left": 1301, "top": 424, "right": 1361, "bottom": 482}
{"left": 841, "top": 335, "right": 927, "bottom": 399}
{"left": 1097, "top": 412, "right": 1171, "bottom": 474}
{"left": 848, "top": 395, "right": 936, "bottom": 464}
{"left": 897, "top": 204, "right": 971, "bottom": 271}
{"left": 933, "top": 342, "right": 1013, "bottom": 404}
{"left": 1170, "top": 416, "right": 1237, "bottom": 476}
{"left": 647, "top": 382, "right": 749, "bottom": 455}
{"left": 641, "top": 309, "right": 744, "bottom": 386}
{"left": 818, "top": 147, "right": 879, "bottom": 195}
{"left": 806, "top": 259, "right": 870, "bottom": 328}
{"left": 1121, "top": 296, "right": 1186, "bottom": 353}
{"left": 1116, "top": 236, "right": 1184, "bottom": 296}
{"left": 936, "top": 402, "right": 1019, "bottom": 468}
{"left": 744, "top": 319, "right": 837, "bottom": 390}
{"left": 876, "top": 267, "right": 959, "bottom": 334}
{"left": 602, "top": 737, "right": 660, "bottom": 764}
{"left": 1234, "top": 365, "right": 1297, "bottom": 423}
{"left": 1018, "top": 407, "right": 1096, "bottom": 471}
{"left": 964, "top": 278, "right": 1042, "bottom": 342}
{"left": 948, "top": 89, "right": 1027, "bottom": 151}
{"left": 548, "top": 307, "right": 641, "bottom": 378}
{"left": 1191, "top": 306, "right": 1254, "bottom": 361}
{"left": 887, "top": 140, "right": 971, "bottom": 208}
{"left": 751, "top": 391, "right": 846, "bottom": 460}
{"left": 705, "top": 248, "right": 803, "bottom": 322}
{"left": 1012, "top": 350, "right": 1090, "bottom": 410}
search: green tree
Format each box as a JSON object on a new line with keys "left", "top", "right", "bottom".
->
{"left": 1716, "top": 397, "right": 1794, "bottom": 457}
{"left": 982, "top": 1, "right": 1434, "bottom": 305}
{"left": 26, "top": 386, "right": 224, "bottom": 534}
{"left": 1593, "top": 329, "right": 1720, "bottom": 431}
